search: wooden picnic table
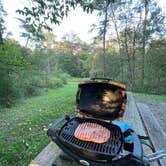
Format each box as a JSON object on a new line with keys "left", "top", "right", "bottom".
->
{"left": 29, "top": 92, "right": 166, "bottom": 166}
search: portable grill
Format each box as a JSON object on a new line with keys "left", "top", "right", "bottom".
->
{"left": 47, "top": 78, "right": 150, "bottom": 166}
{"left": 57, "top": 117, "right": 123, "bottom": 161}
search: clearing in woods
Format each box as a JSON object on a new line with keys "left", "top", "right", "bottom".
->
{"left": 0, "top": 81, "right": 166, "bottom": 166}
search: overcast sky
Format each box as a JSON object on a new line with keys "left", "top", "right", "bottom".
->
{"left": 2, "top": 0, "right": 166, "bottom": 46}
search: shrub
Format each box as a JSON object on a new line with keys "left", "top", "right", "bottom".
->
{"left": 46, "top": 77, "right": 64, "bottom": 89}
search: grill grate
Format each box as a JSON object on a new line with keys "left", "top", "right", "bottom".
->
{"left": 59, "top": 118, "right": 123, "bottom": 157}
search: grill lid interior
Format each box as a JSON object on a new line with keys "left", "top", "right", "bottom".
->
{"left": 76, "top": 82, "right": 127, "bottom": 120}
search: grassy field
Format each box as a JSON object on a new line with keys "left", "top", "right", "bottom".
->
{"left": 0, "top": 82, "right": 78, "bottom": 166}
{"left": 134, "top": 92, "right": 166, "bottom": 102}
{"left": 0, "top": 79, "right": 166, "bottom": 166}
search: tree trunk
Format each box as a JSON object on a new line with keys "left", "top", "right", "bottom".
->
{"left": 110, "top": 4, "right": 124, "bottom": 82}
{"left": 102, "top": 0, "right": 109, "bottom": 78}
{"left": 124, "top": 28, "right": 132, "bottom": 88}
{"left": 131, "top": 27, "right": 136, "bottom": 90}
{"left": 0, "top": 31, "right": 3, "bottom": 44}
{"left": 47, "top": 56, "right": 51, "bottom": 75}
{"left": 25, "top": 35, "right": 30, "bottom": 48}
{"left": 141, "top": 0, "right": 149, "bottom": 87}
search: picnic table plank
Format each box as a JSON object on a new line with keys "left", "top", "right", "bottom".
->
{"left": 137, "top": 103, "right": 166, "bottom": 166}
{"left": 29, "top": 142, "right": 60, "bottom": 166}
{"left": 124, "top": 92, "right": 146, "bottom": 136}
{"left": 124, "top": 93, "right": 159, "bottom": 166}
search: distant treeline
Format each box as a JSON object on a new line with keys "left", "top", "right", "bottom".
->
{"left": 0, "top": 34, "right": 165, "bottom": 108}
{"left": 0, "top": 0, "right": 166, "bottom": 108}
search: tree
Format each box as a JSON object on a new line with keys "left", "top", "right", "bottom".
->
{"left": 18, "top": 18, "right": 44, "bottom": 47}
{"left": 0, "top": 0, "right": 7, "bottom": 44}
{"left": 108, "top": 0, "right": 165, "bottom": 90}
{"left": 141, "top": 0, "right": 149, "bottom": 86}
{"left": 133, "top": 0, "right": 165, "bottom": 87}
{"left": 92, "top": 0, "right": 117, "bottom": 77}
{"left": 0, "top": 39, "right": 30, "bottom": 107}
{"left": 55, "top": 33, "right": 92, "bottom": 77}
{"left": 16, "top": 0, "right": 94, "bottom": 39}
{"left": 145, "top": 39, "right": 166, "bottom": 94}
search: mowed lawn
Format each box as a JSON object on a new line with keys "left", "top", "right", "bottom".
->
{"left": 0, "top": 82, "right": 78, "bottom": 166}
{"left": 134, "top": 93, "right": 166, "bottom": 102}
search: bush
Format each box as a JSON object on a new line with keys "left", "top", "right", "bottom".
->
{"left": 0, "top": 67, "right": 21, "bottom": 107}
{"left": 0, "top": 76, "right": 19, "bottom": 107}
{"left": 12, "top": 69, "right": 47, "bottom": 98}
{"left": 56, "top": 71, "right": 70, "bottom": 84}
{"left": 47, "top": 77, "right": 64, "bottom": 89}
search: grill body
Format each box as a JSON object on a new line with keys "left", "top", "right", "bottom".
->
{"left": 48, "top": 115, "right": 148, "bottom": 166}
{"left": 47, "top": 79, "right": 149, "bottom": 166}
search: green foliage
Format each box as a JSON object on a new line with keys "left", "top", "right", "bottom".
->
{"left": 13, "top": 69, "right": 47, "bottom": 98}
{"left": 16, "top": 0, "right": 94, "bottom": 39}
{"left": 17, "top": 18, "right": 44, "bottom": 47}
{"left": 0, "top": 40, "right": 69, "bottom": 108}
{"left": 54, "top": 33, "right": 92, "bottom": 77}
{"left": 0, "top": 40, "right": 30, "bottom": 107}
{"left": 144, "top": 39, "right": 166, "bottom": 94}
{"left": 57, "top": 53, "right": 83, "bottom": 77}
{"left": 0, "top": 71, "right": 19, "bottom": 107}
{"left": 46, "top": 77, "right": 64, "bottom": 89}
{"left": 0, "top": 0, "right": 7, "bottom": 44}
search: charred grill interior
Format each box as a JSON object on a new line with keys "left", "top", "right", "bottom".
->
{"left": 58, "top": 117, "right": 123, "bottom": 160}
{"left": 76, "top": 82, "right": 127, "bottom": 120}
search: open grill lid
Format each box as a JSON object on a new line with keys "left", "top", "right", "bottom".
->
{"left": 76, "top": 78, "right": 127, "bottom": 121}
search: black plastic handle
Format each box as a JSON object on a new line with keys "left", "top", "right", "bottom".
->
{"left": 91, "top": 77, "right": 112, "bottom": 82}
{"left": 123, "top": 129, "right": 143, "bottom": 160}
{"left": 130, "top": 130, "right": 143, "bottom": 160}
{"left": 47, "top": 115, "right": 70, "bottom": 139}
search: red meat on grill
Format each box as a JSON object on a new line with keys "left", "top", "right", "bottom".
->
{"left": 74, "top": 122, "right": 110, "bottom": 143}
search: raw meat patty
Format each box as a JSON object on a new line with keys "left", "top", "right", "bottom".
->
{"left": 74, "top": 122, "right": 110, "bottom": 143}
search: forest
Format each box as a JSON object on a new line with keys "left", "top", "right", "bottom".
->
{"left": 0, "top": 0, "right": 166, "bottom": 108}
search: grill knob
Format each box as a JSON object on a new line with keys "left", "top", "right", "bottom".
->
{"left": 79, "top": 160, "right": 90, "bottom": 166}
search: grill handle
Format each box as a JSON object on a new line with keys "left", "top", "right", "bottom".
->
{"left": 47, "top": 115, "right": 70, "bottom": 139}
{"left": 90, "top": 77, "right": 112, "bottom": 82}
{"left": 124, "top": 129, "right": 143, "bottom": 160}
{"left": 130, "top": 130, "right": 143, "bottom": 160}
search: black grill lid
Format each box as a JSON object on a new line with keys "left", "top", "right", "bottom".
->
{"left": 76, "top": 80, "right": 127, "bottom": 120}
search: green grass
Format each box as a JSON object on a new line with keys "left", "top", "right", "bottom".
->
{"left": 0, "top": 82, "right": 78, "bottom": 166}
{"left": 133, "top": 92, "right": 166, "bottom": 102}
{"left": 1, "top": 79, "right": 165, "bottom": 166}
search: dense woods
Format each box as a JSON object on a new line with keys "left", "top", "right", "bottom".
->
{"left": 0, "top": 0, "right": 166, "bottom": 108}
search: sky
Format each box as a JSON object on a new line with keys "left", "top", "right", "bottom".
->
{"left": 2, "top": 0, "right": 166, "bottom": 46}
{"left": 2, "top": 0, "right": 99, "bottom": 45}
